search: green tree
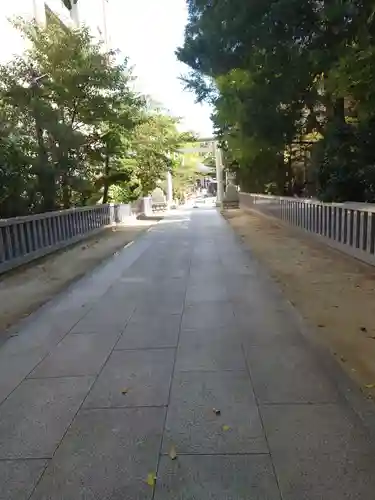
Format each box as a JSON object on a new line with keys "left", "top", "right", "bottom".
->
{"left": 177, "top": 0, "right": 375, "bottom": 201}
{"left": 130, "top": 112, "right": 194, "bottom": 195}
{"left": 0, "top": 17, "right": 143, "bottom": 215}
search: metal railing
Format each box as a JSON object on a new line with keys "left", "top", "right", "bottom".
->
{"left": 0, "top": 205, "right": 112, "bottom": 274}
{"left": 0, "top": 198, "right": 154, "bottom": 274}
{"left": 239, "top": 193, "right": 375, "bottom": 266}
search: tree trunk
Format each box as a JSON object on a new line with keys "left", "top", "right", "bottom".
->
{"left": 62, "top": 173, "right": 71, "bottom": 209}
{"left": 34, "top": 113, "right": 55, "bottom": 212}
{"left": 332, "top": 97, "right": 345, "bottom": 126}
{"left": 102, "top": 151, "right": 110, "bottom": 204}
{"left": 276, "top": 153, "right": 287, "bottom": 195}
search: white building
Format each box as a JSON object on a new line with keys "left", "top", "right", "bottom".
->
{"left": 0, "top": 0, "right": 109, "bottom": 63}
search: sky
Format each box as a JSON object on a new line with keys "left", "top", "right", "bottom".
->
{"left": 0, "top": 0, "right": 213, "bottom": 138}
{"left": 103, "top": 0, "right": 214, "bottom": 138}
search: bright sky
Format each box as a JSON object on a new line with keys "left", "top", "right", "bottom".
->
{"left": 0, "top": 0, "right": 213, "bottom": 138}
{"left": 103, "top": 0, "right": 213, "bottom": 138}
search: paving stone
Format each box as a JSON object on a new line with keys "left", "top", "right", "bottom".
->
{"left": 262, "top": 404, "right": 375, "bottom": 500}
{"left": 234, "top": 304, "right": 301, "bottom": 346}
{"left": 12, "top": 306, "right": 90, "bottom": 343}
{"left": 245, "top": 345, "right": 339, "bottom": 403}
{"left": 84, "top": 349, "right": 175, "bottom": 408}
{"left": 29, "top": 332, "right": 119, "bottom": 378}
{"left": 30, "top": 408, "right": 165, "bottom": 500}
{"left": 187, "top": 273, "right": 226, "bottom": 288}
{"left": 185, "top": 283, "right": 229, "bottom": 304}
{"left": 163, "top": 371, "right": 267, "bottom": 454}
{"left": 1, "top": 208, "right": 374, "bottom": 500}
{"left": 116, "top": 314, "right": 181, "bottom": 350}
{"left": 0, "top": 377, "right": 94, "bottom": 459}
{"left": 127, "top": 260, "right": 188, "bottom": 280}
{"left": 0, "top": 459, "right": 47, "bottom": 500}
{"left": 176, "top": 328, "right": 246, "bottom": 371}
{"left": 181, "top": 303, "right": 236, "bottom": 330}
{"left": 178, "top": 326, "right": 241, "bottom": 346}
{"left": 133, "top": 293, "right": 186, "bottom": 315}
{"left": 225, "top": 276, "right": 266, "bottom": 304}
{"left": 0, "top": 348, "right": 48, "bottom": 405}
{"left": 0, "top": 329, "right": 62, "bottom": 357}
{"left": 69, "top": 304, "right": 135, "bottom": 334}
{"left": 154, "top": 455, "right": 281, "bottom": 500}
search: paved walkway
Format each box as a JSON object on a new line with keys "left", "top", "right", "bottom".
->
{"left": 1, "top": 208, "right": 375, "bottom": 499}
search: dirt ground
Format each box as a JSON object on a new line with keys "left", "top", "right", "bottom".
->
{"left": 224, "top": 209, "right": 375, "bottom": 395}
{"left": 0, "top": 221, "right": 155, "bottom": 334}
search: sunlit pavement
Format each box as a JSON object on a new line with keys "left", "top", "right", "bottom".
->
{"left": 1, "top": 208, "right": 375, "bottom": 499}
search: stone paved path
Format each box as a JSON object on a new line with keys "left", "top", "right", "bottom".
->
{"left": 1, "top": 208, "right": 375, "bottom": 499}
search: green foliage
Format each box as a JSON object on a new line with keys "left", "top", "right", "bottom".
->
{"left": 108, "top": 181, "right": 141, "bottom": 204}
{"left": 129, "top": 113, "right": 195, "bottom": 195}
{"left": 313, "top": 120, "right": 375, "bottom": 202}
{"left": 0, "top": 18, "right": 188, "bottom": 217}
{"left": 172, "top": 153, "right": 201, "bottom": 200}
{"left": 178, "top": 0, "right": 375, "bottom": 202}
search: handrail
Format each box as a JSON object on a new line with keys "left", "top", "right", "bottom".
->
{"left": 239, "top": 192, "right": 375, "bottom": 266}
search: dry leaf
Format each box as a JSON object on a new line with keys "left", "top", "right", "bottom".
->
{"left": 222, "top": 425, "right": 230, "bottom": 432}
{"left": 213, "top": 408, "right": 221, "bottom": 415}
{"left": 146, "top": 473, "right": 156, "bottom": 487}
{"left": 169, "top": 445, "right": 177, "bottom": 460}
{"left": 365, "top": 384, "right": 375, "bottom": 389}
{"left": 121, "top": 388, "right": 129, "bottom": 395}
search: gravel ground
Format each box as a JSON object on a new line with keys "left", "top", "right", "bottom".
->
{"left": 224, "top": 209, "right": 375, "bottom": 396}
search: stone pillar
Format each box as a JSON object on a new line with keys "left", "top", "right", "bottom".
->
{"left": 70, "top": 2, "right": 80, "bottom": 26}
{"left": 32, "top": 0, "right": 46, "bottom": 25}
{"left": 215, "top": 142, "right": 224, "bottom": 206}
{"left": 167, "top": 170, "right": 173, "bottom": 207}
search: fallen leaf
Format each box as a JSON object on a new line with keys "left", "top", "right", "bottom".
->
{"left": 121, "top": 388, "right": 129, "bottom": 395}
{"left": 222, "top": 425, "right": 230, "bottom": 432}
{"left": 365, "top": 384, "right": 375, "bottom": 389}
{"left": 146, "top": 473, "right": 156, "bottom": 487}
{"left": 169, "top": 445, "right": 177, "bottom": 460}
{"left": 213, "top": 408, "right": 221, "bottom": 415}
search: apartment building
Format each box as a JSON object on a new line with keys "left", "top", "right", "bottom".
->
{"left": 0, "top": 0, "right": 109, "bottom": 63}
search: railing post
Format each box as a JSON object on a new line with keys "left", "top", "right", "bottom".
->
{"left": 362, "top": 212, "right": 368, "bottom": 251}
{"left": 337, "top": 208, "right": 343, "bottom": 242}
{"left": 308, "top": 204, "right": 313, "bottom": 231}
{"left": 355, "top": 211, "right": 361, "bottom": 249}
{"left": 19, "top": 223, "right": 27, "bottom": 254}
{"left": 12, "top": 225, "right": 21, "bottom": 258}
{"left": 0, "top": 228, "right": 6, "bottom": 263}
{"left": 31, "top": 220, "right": 39, "bottom": 251}
{"left": 369, "top": 212, "right": 375, "bottom": 254}
{"left": 47, "top": 217, "right": 53, "bottom": 246}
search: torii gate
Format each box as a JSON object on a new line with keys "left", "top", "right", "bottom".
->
{"left": 166, "top": 138, "right": 224, "bottom": 207}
